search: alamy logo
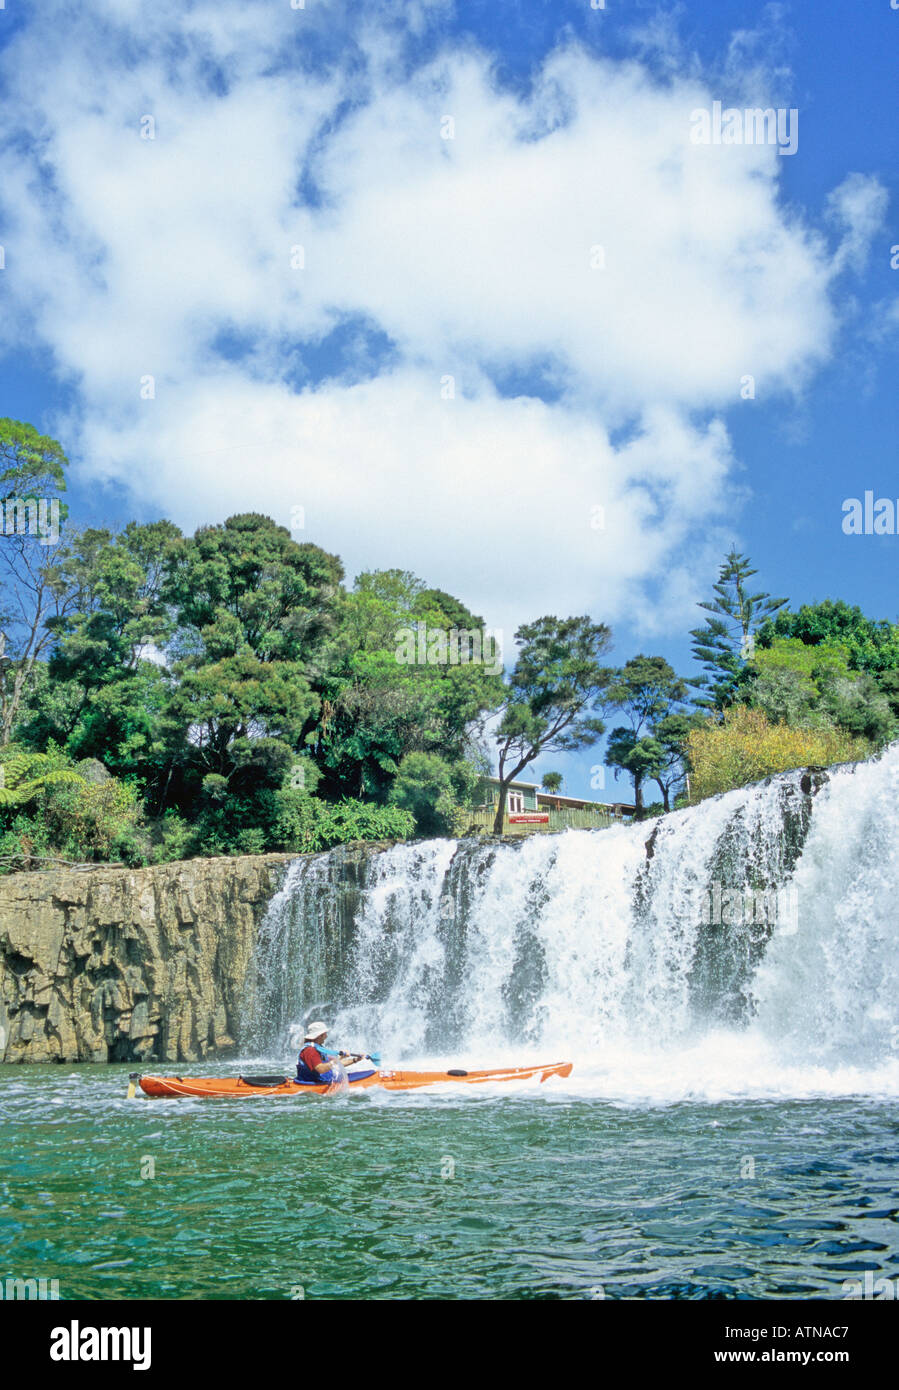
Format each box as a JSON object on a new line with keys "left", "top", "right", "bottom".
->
{"left": 690, "top": 102, "right": 799, "bottom": 156}
{"left": 674, "top": 882, "right": 798, "bottom": 933}
{"left": 1, "top": 496, "right": 60, "bottom": 545}
{"left": 395, "top": 622, "right": 503, "bottom": 676}
{"left": 842, "top": 492, "right": 899, "bottom": 535}
{"left": 842, "top": 1272, "right": 899, "bottom": 1300}
{"left": 50, "top": 1321, "right": 152, "bottom": 1371}
{"left": 1, "top": 1276, "right": 60, "bottom": 1299}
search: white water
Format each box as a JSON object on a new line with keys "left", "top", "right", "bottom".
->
{"left": 248, "top": 748, "right": 899, "bottom": 1101}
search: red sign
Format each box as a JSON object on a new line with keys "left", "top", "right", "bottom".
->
{"left": 508, "top": 813, "right": 549, "bottom": 823}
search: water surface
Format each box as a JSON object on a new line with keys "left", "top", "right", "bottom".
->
{"left": 3, "top": 1064, "right": 897, "bottom": 1300}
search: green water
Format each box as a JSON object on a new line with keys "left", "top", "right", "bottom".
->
{"left": 2, "top": 1066, "right": 898, "bottom": 1300}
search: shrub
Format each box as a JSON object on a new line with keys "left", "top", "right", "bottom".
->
{"left": 233, "top": 826, "right": 267, "bottom": 856}
{"left": 274, "top": 791, "right": 415, "bottom": 853}
{"left": 388, "top": 752, "right": 456, "bottom": 835}
{"left": 179, "top": 787, "right": 415, "bottom": 861}
{"left": 151, "top": 812, "right": 197, "bottom": 864}
{"left": 0, "top": 746, "right": 146, "bottom": 867}
{"left": 38, "top": 777, "right": 143, "bottom": 862}
{"left": 747, "top": 638, "right": 897, "bottom": 746}
{"left": 388, "top": 752, "right": 481, "bottom": 836}
{"left": 687, "top": 706, "right": 870, "bottom": 802}
{"left": 0, "top": 813, "right": 53, "bottom": 871}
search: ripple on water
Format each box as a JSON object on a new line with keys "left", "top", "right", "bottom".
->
{"left": 3, "top": 1070, "right": 899, "bottom": 1299}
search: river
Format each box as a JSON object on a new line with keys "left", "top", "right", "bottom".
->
{"left": 2, "top": 749, "right": 899, "bottom": 1300}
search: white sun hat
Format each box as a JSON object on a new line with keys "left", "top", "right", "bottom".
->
{"left": 304, "top": 1021, "right": 328, "bottom": 1039}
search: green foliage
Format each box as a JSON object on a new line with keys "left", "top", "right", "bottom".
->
{"left": 150, "top": 811, "right": 195, "bottom": 865}
{"left": 0, "top": 418, "right": 68, "bottom": 497}
{"left": 273, "top": 794, "right": 415, "bottom": 854}
{"left": 541, "top": 771, "right": 563, "bottom": 794}
{"left": 492, "top": 615, "right": 613, "bottom": 830}
{"left": 0, "top": 420, "right": 72, "bottom": 744}
{"left": 37, "top": 777, "right": 144, "bottom": 864}
{"left": 157, "top": 514, "right": 344, "bottom": 815}
{"left": 690, "top": 549, "right": 787, "bottom": 709}
{"left": 605, "top": 726, "right": 664, "bottom": 815}
{"left": 754, "top": 600, "right": 899, "bottom": 736}
{"left": 0, "top": 812, "right": 53, "bottom": 869}
{"left": 166, "top": 512, "right": 343, "bottom": 658}
{"left": 388, "top": 751, "right": 481, "bottom": 836}
{"left": 0, "top": 743, "right": 144, "bottom": 867}
{"left": 747, "top": 637, "right": 896, "bottom": 747}
{"left": 179, "top": 774, "right": 415, "bottom": 859}
{"left": 604, "top": 656, "right": 697, "bottom": 816}
{"left": 311, "top": 569, "right": 503, "bottom": 801}
{"left": 756, "top": 599, "right": 899, "bottom": 674}
{"left": 0, "top": 745, "right": 83, "bottom": 807}
{"left": 10, "top": 522, "right": 182, "bottom": 803}
{"left": 190, "top": 786, "right": 414, "bottom": 858}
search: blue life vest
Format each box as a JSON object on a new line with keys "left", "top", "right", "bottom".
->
{"left": 296, "top": 1044, "right": 335, "bottom": 1084}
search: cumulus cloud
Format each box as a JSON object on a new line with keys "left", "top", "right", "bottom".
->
{"left": 76, "top": 364, "right": 739, "bottom": 639}
{"left": 0, "top": 0, "right": 883, "bottom": 640}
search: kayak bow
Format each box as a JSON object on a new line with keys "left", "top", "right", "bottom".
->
{"left": 134, "top": 1060, "right": 572, "bottom": 1099}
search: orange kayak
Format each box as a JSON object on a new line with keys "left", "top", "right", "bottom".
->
{"left": 136, "top": 1061, "right": 572, "bottom": 1099}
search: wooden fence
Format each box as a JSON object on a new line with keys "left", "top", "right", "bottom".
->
{"left": 463, "top": 806, "right": 624, "bottom": 836}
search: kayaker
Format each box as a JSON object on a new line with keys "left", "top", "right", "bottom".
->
{"left": 296, "top": 1023, "right": 363, "bottom": 1083}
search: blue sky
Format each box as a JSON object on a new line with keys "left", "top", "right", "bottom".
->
{"left": 1, "top": 0, "right": 897, "bottom": 801}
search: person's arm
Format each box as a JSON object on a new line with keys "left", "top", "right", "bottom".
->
{"left": 301, "top": 1047, "right": 336, "bottom": 1076}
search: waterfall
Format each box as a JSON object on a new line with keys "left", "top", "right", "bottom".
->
{"left": 244, "top": 748, "right": 899, "bottom": 1098}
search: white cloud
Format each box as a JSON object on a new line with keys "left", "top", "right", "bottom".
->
{"left": 77, "top": 364, "right": 737, "bottom": 639}
{"left": 0, "top": 1, "right": 883, "bottom": 642}
{"left": 826, "top": 173, "right": 890, "bottom": 275}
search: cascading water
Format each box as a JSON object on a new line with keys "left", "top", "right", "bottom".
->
{"left": 244, "top": 748, "right": 899, "bottom": 1099}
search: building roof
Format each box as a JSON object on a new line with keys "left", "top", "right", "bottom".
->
{"left": 483, "top": 776, "right": 636, "bottom": 814}
{"left": 536, "top": 792, "right": 601, "bottom": 807}
{"left": 536, "top": 792, "right": 634, "bottom": 813}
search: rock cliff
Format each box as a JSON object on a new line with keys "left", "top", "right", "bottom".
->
{"left": 0, "top": 854, "right": 295, "bottom": 1064}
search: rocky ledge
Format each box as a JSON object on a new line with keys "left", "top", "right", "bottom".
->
{"left": 0, "top": 854, "right": 295, "bottom": 1064}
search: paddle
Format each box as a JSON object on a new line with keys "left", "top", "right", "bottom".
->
{"left": 321, "top": 1047, "right": 381, "bottom": 1067}
{"left": 338, "top": 1052, "right": 382, "bottom": 1069}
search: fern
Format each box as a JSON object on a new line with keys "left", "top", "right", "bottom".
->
{"left": 0, "top": 751, "right": 86, "bottom": 806}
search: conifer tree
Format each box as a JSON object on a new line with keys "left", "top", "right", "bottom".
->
{"left": 689, "top": 549, "right": 787, "bottom": 709}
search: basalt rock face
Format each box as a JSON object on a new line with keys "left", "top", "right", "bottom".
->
{"left": 0, "top": 854, "right": 296, "bottom": 1064}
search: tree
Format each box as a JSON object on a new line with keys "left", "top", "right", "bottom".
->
{"left": 650, "top": 711, "right": 704, "bottom": 811}
{"left": 161, "top": 514, "right": 344, "bottom": 814}
{"left": 747, "top": 637, "right": 896, "bottom": 747}
{"left": 604, "top": 727, "right": 663, "bottom": 819}
{"left": 20, "top": 521, "right": 182, "bottom": 781}
{"left": 311, "top": 570, "right": 502, "bottom": 800}
{"left": 492, "top": 616, "right": 613, "bottom": 833}
{"left": 756, "top": 599, "right": 899, "bottom": 674}
{"left": 690, "top": 548, "right": 787, "bottom": 709}
{"left": 0, "top": 420, "right": 72, "bottom": 743}
{"left": 541, "top": 771, "right": 563, "bottom": 795}
{"left": 755, "top": 599, "right": 899, "bottom": 727}
{"left": 388, "top": 751, "right": 482, "bottom": 837}
{"left": 604, "top": 656, "right": 693, "bottom": 816}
